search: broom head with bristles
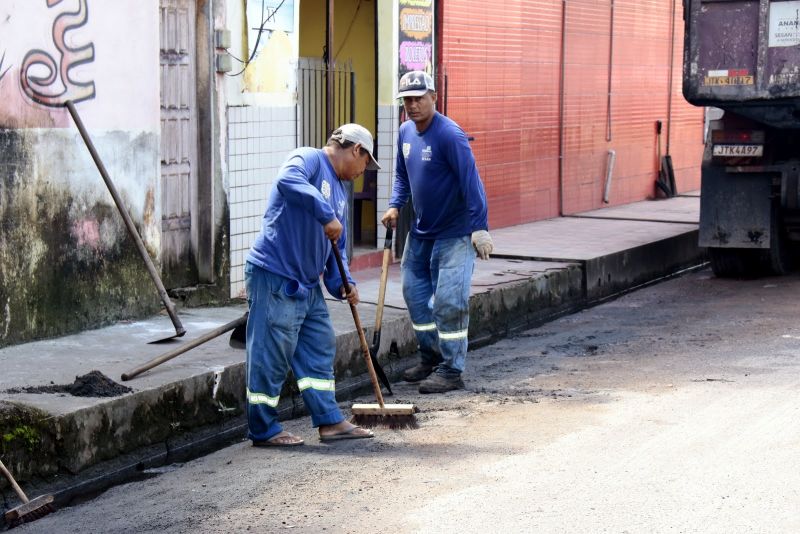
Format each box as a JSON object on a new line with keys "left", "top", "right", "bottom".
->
{"left": 4, "top": 494, "right": 55, "bottom": 529}
{"left": 350, "top": 403, "right": 419, "bottom": 429}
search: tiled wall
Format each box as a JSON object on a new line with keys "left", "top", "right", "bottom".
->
{"left": 227, "top": 105, "right": 297, "bottom": 298}
{"left": 375, "top": 104, "right": 400, "bottom": 238}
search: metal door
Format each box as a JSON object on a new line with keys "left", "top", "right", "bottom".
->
{"left": 159, "top": 0, "right": 198, "bottom": 287}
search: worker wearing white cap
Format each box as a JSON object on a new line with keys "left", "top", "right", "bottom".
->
{"left": 245, "top": 124, "right": 380, "bottom": 446}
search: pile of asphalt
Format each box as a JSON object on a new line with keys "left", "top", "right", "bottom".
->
{"left": 4, "top": 370, "right": 132, "bottom": 398}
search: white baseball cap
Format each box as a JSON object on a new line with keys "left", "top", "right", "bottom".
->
{"left": 330, "top": 124, "right": 381, "bottom": 170}
{"left": 397, "top": 71, "right": 436, "bottom": 98}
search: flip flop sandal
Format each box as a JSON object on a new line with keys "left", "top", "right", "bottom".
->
{"left": 252, "top": 433, "right": 305, "bottom": 447}
{"left": 319, "top": 426, "right": 375, "bottom": 442}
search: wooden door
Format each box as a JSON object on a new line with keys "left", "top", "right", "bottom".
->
{"left": 159, "top": 0, "right": 198, "bottom": 287}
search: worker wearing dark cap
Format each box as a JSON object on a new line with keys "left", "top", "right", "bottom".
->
{"left": 382, "top": 71, "right": 492, "bottom": 394}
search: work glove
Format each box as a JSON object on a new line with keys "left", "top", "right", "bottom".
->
{"left": 471, "top": 230, "right": 493, "bottom": 260}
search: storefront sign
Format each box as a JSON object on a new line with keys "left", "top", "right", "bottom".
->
{"left": 398, "top": 0, "right": 434, "bottom": 78}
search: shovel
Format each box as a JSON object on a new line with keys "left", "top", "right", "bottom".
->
{"left": 655, "top": 120, "right": 673, "bottom": 198}
{"left": 121, "top": 313, "right": 247, "bottom": 381}
{"left": 229, "top": 314, "right": 246, "bottom": 349}
{"left": 369, "top": 226, "right": 394, "bottom": 395}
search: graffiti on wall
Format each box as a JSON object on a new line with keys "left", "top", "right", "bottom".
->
{"left": 0, "top": 51, "right": 10, "bottom": 83}
{"left": 20, "top": 0, "right": 96, "bottom": 107}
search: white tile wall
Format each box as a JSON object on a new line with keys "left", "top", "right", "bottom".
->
{"left": 227, "top": 104, "right": 400, "bottom": 297}
{"left": 375, "top": 104, "right": 400, "bottom": 240}
{"left": 227, "top": 105, "right": 298, "bottom": 298}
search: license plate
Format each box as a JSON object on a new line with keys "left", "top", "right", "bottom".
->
{"left": 712, "top": 144, "right": 763, "bottom": 157}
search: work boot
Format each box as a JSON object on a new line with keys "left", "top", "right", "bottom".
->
{"left": 418, "top": 373, "right": 464, "bottom": 394}
{"left": 402, "top": 362, "right": 436, "bottom": 382}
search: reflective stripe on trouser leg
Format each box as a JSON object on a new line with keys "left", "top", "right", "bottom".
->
{"left": 245, "top": 264, "right": 299, "bottom": 442}
{"left": 296, "top": 377, "right": 336, "bottom": 392}
{"left": 430, "top": 236, "right": 474, "bottom": 374}
{"left": 246, "top": 388, "right": 280, "bottom": 407}
{"left": 402, "top": 235, "right": 441, "bottom": 364}
{"left": 290, "top": 284, "right": 343, "bottom": 428}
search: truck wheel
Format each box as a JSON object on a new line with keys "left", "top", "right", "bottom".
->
{"left": 708, "top": 248, "right": 763, "bottom": 278}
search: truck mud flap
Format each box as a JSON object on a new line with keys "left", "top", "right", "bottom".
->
{"left": 699, "top": 164, "right": 772, "bottom": 249}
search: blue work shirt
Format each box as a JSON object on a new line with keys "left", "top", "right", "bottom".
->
{"left": 247, "top": 147, "right": 354, "bottom": 298}
{"left": 390, "top": 112, "right": 489, "bottom": 240}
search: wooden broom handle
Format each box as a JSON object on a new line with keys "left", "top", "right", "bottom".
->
{"left": 0, "top": 459, "right": 30, "bottom": 504}
{"left": 330, "top": 240, "right": 385, "bottom": 407}
{"left": 374, "top": 226, "right": 393, "bottom": 329}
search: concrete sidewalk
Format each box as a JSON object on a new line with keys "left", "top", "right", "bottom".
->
{"left": 0, "top": 193, "right": 704, "bottom": 507}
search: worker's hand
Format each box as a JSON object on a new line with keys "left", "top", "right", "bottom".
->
{"left": 340, "top": 284, "right": 359, "bottom": 305}
{"left": 380, "top": 207, "right": 399, "bottom": 229}
{"left": 324, "top": 218, "right": 343, "bottom": 241}
{"left": 471, "top": 230, "right": 493, "bottom": 260}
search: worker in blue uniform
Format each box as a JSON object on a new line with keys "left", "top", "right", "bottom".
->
{"left": 381, "top": 71, "right": 493, "bottom": 394}
{"left": 245, "top": 124, "right": 380, "bottom": 446}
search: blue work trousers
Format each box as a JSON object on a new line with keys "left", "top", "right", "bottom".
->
{"left": 244, "top": 262, "right": 344, "bottom": 442}
{"left": 401, "top": 235, "right": 475, "bottom": 376}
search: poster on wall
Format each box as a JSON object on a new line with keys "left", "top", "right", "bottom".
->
{"left": 398, "top": 0, "right": 434, "bottom": 79}
{"left": 768, "top": 1, "right": 800, "bottom": 47}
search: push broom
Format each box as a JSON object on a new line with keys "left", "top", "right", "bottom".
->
{"left": 0, "top": 459, "right": 55, "bottom": 528}
{"left": 330, "top": 240, "right": 417, "bottom": 429}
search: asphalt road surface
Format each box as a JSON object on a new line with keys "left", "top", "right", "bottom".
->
{"left": 16, "top": 269, "right": 800, "bottom": 533}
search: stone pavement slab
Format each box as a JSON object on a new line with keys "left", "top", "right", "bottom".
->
{"left": 491, "top": 217, "right": 698, "bottom": 261}
{"left": 570, "top": 195, "right": 700, "bottom": 224}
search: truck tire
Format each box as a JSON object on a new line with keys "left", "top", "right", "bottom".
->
{"left": 708, "top": 248, "right": 763, "bottom": 278}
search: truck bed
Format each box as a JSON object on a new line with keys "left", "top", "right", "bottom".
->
{"left": 682, "top": 0, "right": 800, "bottom": 128}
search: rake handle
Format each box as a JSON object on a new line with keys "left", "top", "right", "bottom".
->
{"left": 330, "top": 240, "right": 385, "bottom": 408}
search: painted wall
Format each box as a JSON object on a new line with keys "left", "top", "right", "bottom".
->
{"left": 374, "top": 0, "right": 400, "bottom": 239}
{"left": 377, "top": 0, "right": 397, "bottom": 107}
{"left": 299, "top": 0, "right": 377, "bottom": 133}
{"left": 299, "top": 0, "right": 378, "bottom": 237}
{"left": 440, "top": 0, "right": 703, "bottom": 229}
{"left": 0, "top": 0, "right": 161, "bottom": 346}
{"left": 223, "top": 0, "right": 300, "bottom": 107}
{"left": 223, "top": 0, "right": 302, "bottom": 298}
{"left": 225, "top": 0, "right": 383, "bottom": 295}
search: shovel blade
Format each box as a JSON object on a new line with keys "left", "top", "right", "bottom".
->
{"left": 229, "top": 322, "right": 246, "bottom": 349}
{"left": 147, "top": 330, "right": 186, "bottom": 344}
{"left": 369, "top": 335, "right": 392, "bottom": 395}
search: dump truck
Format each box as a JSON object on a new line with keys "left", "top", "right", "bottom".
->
{"left": 682, "top": 0, "right": 800, "bottom": 276}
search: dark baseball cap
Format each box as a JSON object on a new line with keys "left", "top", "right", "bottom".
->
{"left": 397, "top": 71, "right": 435, "bottom": 98}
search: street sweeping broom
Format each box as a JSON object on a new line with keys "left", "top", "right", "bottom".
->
{"left": 1, "top": 459, "right": 55, "bottom": 528}
{"left": 330, "top": 240, "right": 418, "bottom": 429}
